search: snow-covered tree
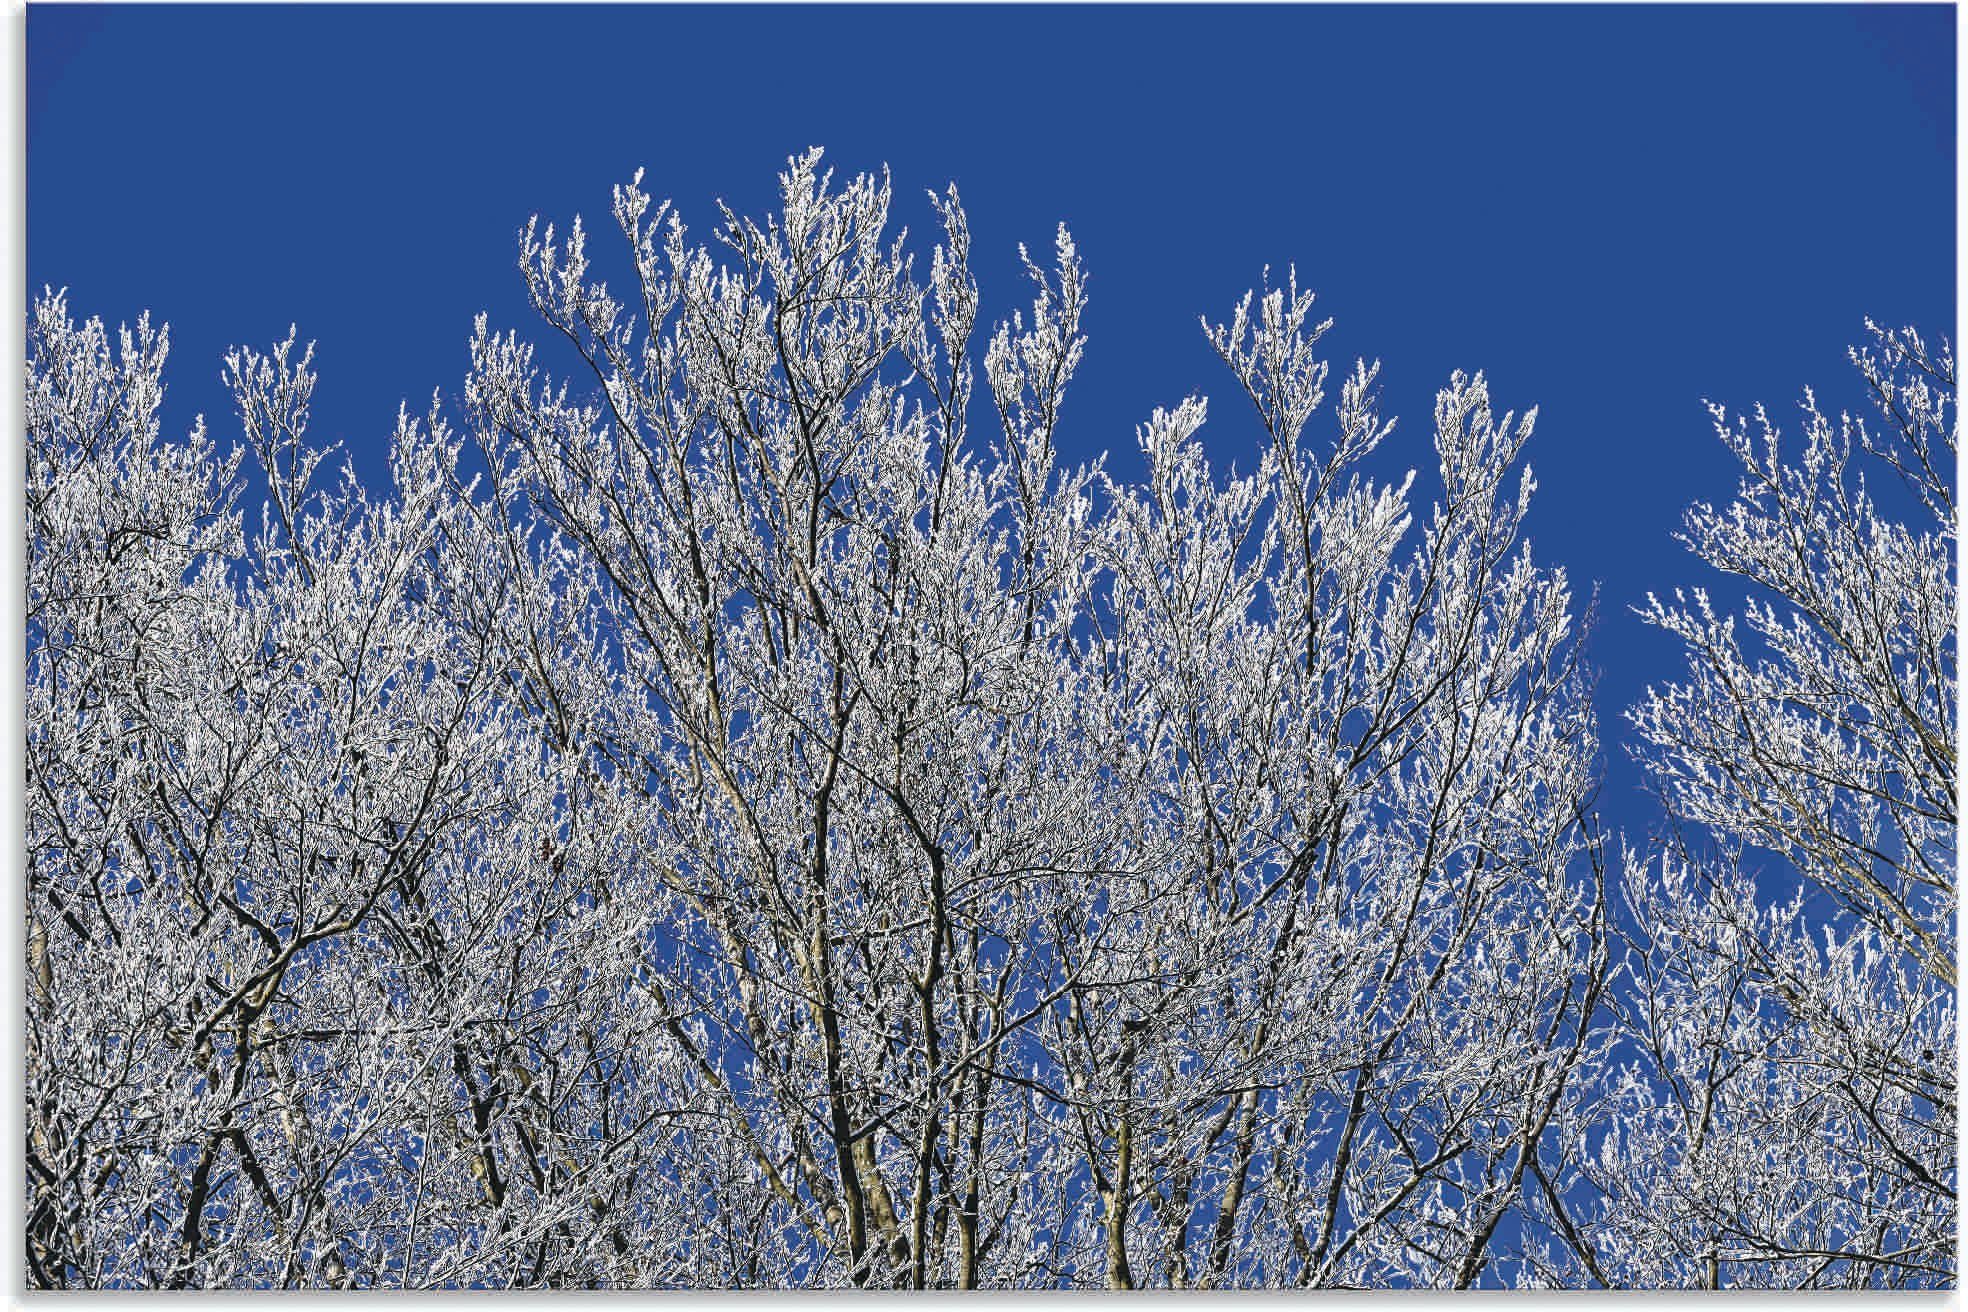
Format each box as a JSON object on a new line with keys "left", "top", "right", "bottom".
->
{"left": 35, "top": 150, "right": 1843, "bottom": 1288}
{"left": 1534, "top": 325, "right": 1957, "bottom": 1289}
{"left": 452, "top": 152, "right": 1609, "bottom": 1287}
{"left": 26, "top": 296, "right": 698, "bottom": 1286}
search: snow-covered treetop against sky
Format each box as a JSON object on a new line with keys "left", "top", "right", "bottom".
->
{"left": 23, "top": 4, "right": 1954, "bottom": 1291}
{"left": 26, "top": 3, "right": 1952, "bottom": 820}
{"left": 28, "top": 148, "right": 1955, "bottom": 1288}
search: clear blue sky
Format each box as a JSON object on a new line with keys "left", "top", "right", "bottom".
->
{"left": 27, "top": 2, "right": 1956, "bottom": 830}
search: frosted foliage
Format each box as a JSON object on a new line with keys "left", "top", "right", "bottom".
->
{"left": 23, "top": 155, "right": 1949, "bottom": 1288}
{"left": 1538, "top": 325, "right": 1955, "bottom": 1289}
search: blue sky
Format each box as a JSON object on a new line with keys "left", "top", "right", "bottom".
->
{"left": 28, "top": 2, "right": 1955, "bottom": 832}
